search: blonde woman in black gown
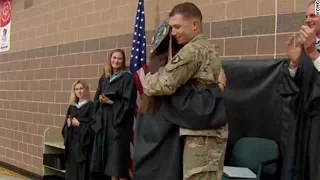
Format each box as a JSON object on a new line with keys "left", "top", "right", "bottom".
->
{"left": 62, "top": 80, "right": 95, "bottom": 180}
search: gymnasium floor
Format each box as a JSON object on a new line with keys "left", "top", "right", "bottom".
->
{"left": 0, "top": 166, "right": 28, "bottom": 179}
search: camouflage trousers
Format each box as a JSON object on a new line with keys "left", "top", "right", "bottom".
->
{"left": 183, "top": 136, "right": 227, "bottom": 180}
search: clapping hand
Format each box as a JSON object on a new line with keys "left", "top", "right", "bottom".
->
{"left": 299, "top": 25, "right": 320, "bottom": 61}
{"left": 299, "top": 25, "right": 317, "bottom": 52}
{"left": 286, "top": 34, "right": 302, "bottom": 69}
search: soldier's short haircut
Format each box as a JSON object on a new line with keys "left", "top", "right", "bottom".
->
{"left": 169, "top": 2, "right": 202, "bottom": 21}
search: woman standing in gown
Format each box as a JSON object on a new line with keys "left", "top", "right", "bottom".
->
{"left": 62, "top": 80, "right": 95, "bottom": 180}
{"left": 90, "top": 49, "right": 137, "bottom": 180}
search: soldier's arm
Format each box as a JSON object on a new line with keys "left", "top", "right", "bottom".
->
{"left": 142, "top": 45, "right": 201, "bottom": 96}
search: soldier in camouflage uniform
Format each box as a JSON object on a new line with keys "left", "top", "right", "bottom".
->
{"left": 142, "top": 2, "right": 228, "bottom": 180}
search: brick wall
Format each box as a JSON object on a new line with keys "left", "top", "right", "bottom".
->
{"left": 0, "top": 0, "right": 309, "bottom": 176}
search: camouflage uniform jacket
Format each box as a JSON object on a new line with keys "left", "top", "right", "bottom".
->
{"left": 142, "top": 33, "right": 228, "bottom": 138}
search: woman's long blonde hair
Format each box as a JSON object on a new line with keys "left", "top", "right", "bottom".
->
{"left": 104, "top": 49, "right": 126, "bottom": 78}
{"left": 69, "top": 79, "right": 91, "bottom": 105}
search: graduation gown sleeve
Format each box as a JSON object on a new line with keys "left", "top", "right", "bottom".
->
{"left": 78, "top": 102, "right": 95, "bottom": 147}
{"left": 90, "top": 106, "right": 104, "bottom": 173}
{"left": 93, "top": 75, "right": 104, "bottom": 113}
{"left": 61, "top": 106, "right": 71, "bottom": 145}
{"left": 94, "top": 76, "right": 103, "bottom": 101}
{"left": 159, "top": 83, "right": 227, "bottom": 130}
{"left": 279, "top": 51, "right": 318, "bottom": 99}
{"left": 278, "top": 61, "right": 300, "bottom": 97}
{"left": 112, "top": 73, "right": 137, "bottom": 127}
{"left": 91, "top": 75, "right": 105, "bottom": 133}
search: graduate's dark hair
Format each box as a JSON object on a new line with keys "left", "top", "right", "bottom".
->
{"left": 139, "top": 32, "right": 182, "bottom": 114}
{"left": 105, "top": 49, "right": 126, "bottom": 78}
{"left": 139, "top": 49, "right": 168, "bottom": 114}
{"left": 69, "top": 79, "right": 91, "bottom": 105}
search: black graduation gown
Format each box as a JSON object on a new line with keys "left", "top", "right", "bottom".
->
{"left": 133, "top": 83, "right": 227, "bottom": 180}
{"left": 61, "top": 101, "right": 95, "bottom": 180}
{"left": 278, "top": 50, "right": 320, "bottom": 180}
{"left": 90, "top": 72, "right": 137, "bottom": 178}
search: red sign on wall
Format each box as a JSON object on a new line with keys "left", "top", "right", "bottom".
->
{"left": 0, "top": 0, "right": 12, "bottom": 52}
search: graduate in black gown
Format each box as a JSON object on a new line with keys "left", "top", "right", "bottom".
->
{"left": 133, "top": 18, "right": 227, "bottom": 180}
{"left": 62, "top": 79, "right": 95, "bottom": 180}
{"left": 133, "top": 84, "right": 227, "bottom": 180}
{"left": 279, "top": 2, "right": 320, "bottom": 179}
{"left": 90, "top": 49, "right": 137, "bottom": 180}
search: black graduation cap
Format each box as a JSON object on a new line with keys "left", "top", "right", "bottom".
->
{"left": 150, "top": 18, "right": 171, "bottom": 54}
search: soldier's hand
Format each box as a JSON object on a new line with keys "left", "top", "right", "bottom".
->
{"left": 286, "top": 34, "right": 302, "bottom": 69}
{"left": 218, "top": 68, "right": 226, "bottom": 92}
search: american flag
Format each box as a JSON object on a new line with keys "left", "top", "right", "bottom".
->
{"left": 129, "top": 0, "right": 147, "bottom": 178}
